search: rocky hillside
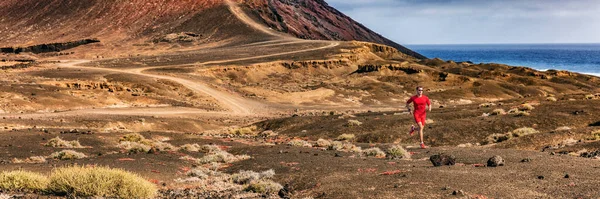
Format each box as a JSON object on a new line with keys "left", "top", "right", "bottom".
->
{"left": 243, "top": 0, "right": 426, "bottom": 59}
{"left": 0, "top": 0, "right": 424, "bottom": 59}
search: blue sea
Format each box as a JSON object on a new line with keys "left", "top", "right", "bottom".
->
{"left": 406, "top": 43, "right": 600, "bottom": 77}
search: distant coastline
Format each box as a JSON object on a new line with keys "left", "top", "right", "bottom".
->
{"left": 407, "top": 43, "right": 600, "bottom": 77}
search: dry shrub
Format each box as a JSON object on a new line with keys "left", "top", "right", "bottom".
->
{"left": 588, "top": 130, "right": 600, "bottom": 140}
{"left": 117, "top": 141, "right": 151, "bottom": 153}
{"left": 507, "top": 108, "right": 519, "bottom": 114}
{"left": 585, "top": 94, "right": 595, "bottom": 100}
{"left": 0, "top": 170, "right": 49, "bottom": 193}
{"left": 514, "top": 111, "right": 530, "bottom": 117}
{"left": 200, "top": 144, "right": 222, "bottom": 153}
{"left": 287, "top": 139, "right": 312, "bottom": 147}
{"left": 257, "top": 130, "right": 278, "bottom": 138}
{"left": 151, "top": 141, "right": 177, "bottom": 151}
{"left": 198, "top": 148, "right": 251, "bottom": 164}
{"left": 179, "top": 144, "right": 201, "bottom": 152}
{"left": 336, "top": 134, "right": 356, "bottom": 141}
{"left": 387, "top": 145, "right": 410, "bottom": 159}
{"left": 119, "top": 133, "right": 146, "bottom": 143}
{"left": 511, "top": 127, "right": 539, "bottom": 137}
{"left": 47, "top": 166, "right": 157, "bottom": 199}
{"left": 518, "top": 103, "right": 534, "bottom": 111}
{"left": 491, "top": 109, "right": 506, "bottom": 115}
{"left": 117, "top": 133, "right": 176, "bottom": 153}
{"left": 361, "top": 147, "right": 386, "bottom": 158}
{"left": 479, "top": 103, "right": 495, "bottom": 108}
{"left": 244, "top": 180, "right": 283, "bottom": 194}
{"left": 346, "top": 120, "right": 362, "bottom": 127}
{"left": 328, "top": 141, "right": 361, "bottom": 152}
{"left": 51, "top": 150, "right": 87, "bottom": 160}
{"left": 546, "top": 97, "right": 557, "bottom": 101}
{"left": 231, "top": 170, "right": 274, "bottom": 185}
{"left": 314, "top": 139, "right": 331, "bottom": 147}
{"left": 11, "top": 156, "right": 47, "bottom": 164}
{"left": 554, "top": 126, "right": 571, "bottom": 132}
{"left": 45, "top": 137, "right": 84, "bottom": 148}
{"left": 484, "top": 133, "right": 512, "bottom": 145}
{"left": 229, "top": 126, "right": 258, "bottom": 136}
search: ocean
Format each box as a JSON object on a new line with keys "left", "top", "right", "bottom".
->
{"left": 406, "top": 43, "right": 600, "bottom": 77}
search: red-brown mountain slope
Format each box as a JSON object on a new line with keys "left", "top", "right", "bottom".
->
{"left": 243, "top": 0, "right": 426, "bottom": 59}
{"left": 0, "top": 0, "right": 424, "bottom": 59}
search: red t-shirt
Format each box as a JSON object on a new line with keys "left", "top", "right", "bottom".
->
{"left": 407, "top": 95, "right": 431, "bottom": 115}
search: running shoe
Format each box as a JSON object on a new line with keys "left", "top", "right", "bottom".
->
{"left": 409, "top": 125, "right": 415, "bottom": 136}
{"left": 420, "top": 143, "right": 427, "bottom": 149}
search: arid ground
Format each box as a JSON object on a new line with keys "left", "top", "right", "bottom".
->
{"left": 1, "top": 0, "right": 600, "bottom": 198}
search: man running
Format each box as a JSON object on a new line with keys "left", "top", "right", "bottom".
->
{"left": 406, "top": 86, "right": 431, "bottom": 149}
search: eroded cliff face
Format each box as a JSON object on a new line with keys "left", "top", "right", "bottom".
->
{"left": 242, "top": 0, "right": 426, "bottom": 59}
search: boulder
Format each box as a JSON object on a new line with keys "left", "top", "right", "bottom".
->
{"left": 487, "top": 155, "right": 505, "bottom": 167}
{"left": 430, "top": 154, "right": 456, "bottom": 166}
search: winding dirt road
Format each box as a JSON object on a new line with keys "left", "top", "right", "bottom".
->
{"left": 0, "top": 0, "right": 341, "bottom": 120}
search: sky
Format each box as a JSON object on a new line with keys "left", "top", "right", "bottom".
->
{"left": 326, "top": 0, "right": 600, "bottom": 44}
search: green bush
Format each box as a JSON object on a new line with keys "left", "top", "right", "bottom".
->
{"left": 47, "top": 166, "right": 157, "bottom": 199}
{"left": 387, "top": 145, "right": 410, "bottom": 159}
{"left": 0, "top": 170, "right": 49, "bottom": 193}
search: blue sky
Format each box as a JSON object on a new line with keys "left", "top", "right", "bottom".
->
{"left": 327, "top": 0, "right": 600, "bottom": 44}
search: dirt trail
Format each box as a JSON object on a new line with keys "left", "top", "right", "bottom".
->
{"left": 224, "top": 0, "right": 290, "bottom": 38}
{"left": 59, "top": 60, "right": 264, "bottom": 115}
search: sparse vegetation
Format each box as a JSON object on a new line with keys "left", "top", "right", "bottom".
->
{"left": 198, "top": 147, "right": 251, "bottom": 164}
{"left": 484, "top": 133, "right": 512, "bottom": 145}
{"left": 50, "top": 150, "right": 87, "bottom": 160}
{"left": 117, "top": 133, "right": 176, "bottom": 153}
{"left": 491, "top": 109, "right": 506, "bottom": 115}
{"left": 287, "top": 139, "right": 312, "bottom": 147}
{"left": 117, "top": 141, "right": 152, "bottom": 153}
{"left": 387, "top": 145, "right": 410, "bottom": 159}
{"left": 11, "top": 156, "right": 47, "bottom": 164}
{"left": 511, "top": 127, "right": 539, "bottom": 137}
{"left": 0, "top": 170, "right": 49, "bottom": 193}
{"left": 554, "top": 126, "right": 571, "bottom": 132}
{"left": 518, "top": 103, "right": 534, "bottom": 111}
{"left": 327, "top": 141, "right": 361, "bottom": 152}
{"left": 119, "top": 133, "right": 146, "bottom": 143}
{"left": 507, "top": 108, "right": 519, "bottom": 114}
{"left": 346, "top": 120, "right": 362, "bottom": 127}
{"left": 336, "top": 133, "right": 356, "bottom": 141}
{"left": 179, "top": 143, "right": 201, "bottom": 152}
{"left": 314, "top": 138, "right": 331, "bottom": 147}
{"left": 361, "top": 147, "right": 386, "bottom": 158}
{"left": 229, "top": 126, "right": 258, "bottom": 136}
{"left": 588, "top": 130, "right": 600, "bottom": 140}
{"left": 585, "top": 94, "right": 595, "bottom": 100}
{"left": 514, "top": 111, "right": 530, "bottom": 117}
{"left": 479, "top": 103, "right": 495, "bottom": 108}
{"left": 231, "top": 170, "right": 275, "bottom": 184}
{"left": 245, "top": 179, "right": 283, "bottom": 194}
{"left": 47, "top": 166, "right": 157, "bottom": 199}
{"left": 44, "top": 137, "right": 84, "bottom": 148}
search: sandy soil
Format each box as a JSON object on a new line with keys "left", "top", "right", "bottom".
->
{"left": 0, "top": 0, "right": 600, "bottom": 198}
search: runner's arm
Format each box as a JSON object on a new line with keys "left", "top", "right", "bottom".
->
{"left": 427, "top": 97, "right": 432, "bottom": 112}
